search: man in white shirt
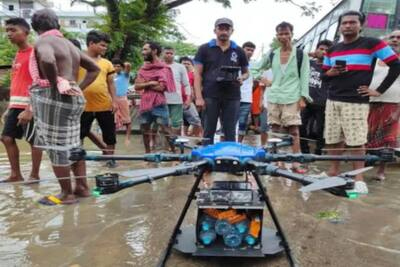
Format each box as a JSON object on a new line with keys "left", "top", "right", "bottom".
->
{"left": 238, "top": 42, "right": 256, "bottom": 142}
{"left": 163, "top": 47, "right": 191, "bottom": 135}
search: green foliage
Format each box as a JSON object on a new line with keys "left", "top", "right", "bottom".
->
{"left": 71, "top": 0, "right": 321, "bottom": 69}
{"left": 0, "top": 29, "right": 17, "bottom": 66}
{"left": 0, "top": 28, "right": 16, "bottom": 88}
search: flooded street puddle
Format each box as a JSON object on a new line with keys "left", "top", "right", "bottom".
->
{"left": 0, "top": 135, "right": 399, "bottom": 266}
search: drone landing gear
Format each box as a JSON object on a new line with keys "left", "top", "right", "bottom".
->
{"left": 156, "top": 169, "right": 296, "bottom": 267}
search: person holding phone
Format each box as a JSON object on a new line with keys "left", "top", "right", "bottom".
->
{"left": 322, "top": 11, "right": 400, "bottom": 194}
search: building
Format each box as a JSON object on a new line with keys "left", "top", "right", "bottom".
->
{"left": 296, "top": 0, "right": 400, "bottom": 52}
{"left": 0, "top": 0, "right": 100, "bottom": 34}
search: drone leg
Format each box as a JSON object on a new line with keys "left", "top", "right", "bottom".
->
{"left": 156, "top": 168, "right": 206, "bottom": 267}
{"left": 252, "top": 171, "right": 296, "bottom": 267}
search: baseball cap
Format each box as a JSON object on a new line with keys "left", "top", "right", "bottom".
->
{"left": 215, "top": 18, "right": 233, "bottom": 28}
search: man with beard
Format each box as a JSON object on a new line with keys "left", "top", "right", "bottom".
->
{"left": 29, "top": 9, "right": 99, "bottom": 204}
{"left": 323, "top": 11, "right": 400, "bottom": 193}
{"left": 194, "top": 18, "right": 249, "bottom": 144}
{"left": 135, "top": 41, "right": 177, "bottom": 153}
{"left": 366, "top": 30, "right": 400, "bottom": 181}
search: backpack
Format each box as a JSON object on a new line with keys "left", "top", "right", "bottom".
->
{"left": 269, "top": 48, "right": 304, "bottom": 77}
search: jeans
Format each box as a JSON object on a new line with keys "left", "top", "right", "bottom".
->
{"left": 203, "top": 97, "right": 240, "bottom": 145}
{"left": 237, "top": 102, "right": 251, "bottom": 135}
{"left": 300, "top": 104, "right": 325, "bottom": 154}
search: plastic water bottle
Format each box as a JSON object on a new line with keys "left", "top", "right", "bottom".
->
{"left": 235, "top": 219, "right": 249, "bottom": 234}
{"left": 199, "top": 230, "right": 216, "bottom": 245}
{"left": 200, "top": 215, "right": 216, "bottom": 231}
{"left": 245, "top": 216, "right": 261, "bottom": 246}
{"left": 215, "top": 219, "right": 233, "bottom": 236}
{"left": 223, "top": 228, "right": 243, "bottom": 248}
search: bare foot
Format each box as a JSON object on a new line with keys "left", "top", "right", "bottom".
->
{"left": 0, "top": 176, "right": 24, "bottom": 183}
{"left": 74, "top": 186, "right": 91, "bottom": 198}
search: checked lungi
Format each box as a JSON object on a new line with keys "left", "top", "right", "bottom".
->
{"left": 30, "top": 84, "right": 86, "bottom": 166}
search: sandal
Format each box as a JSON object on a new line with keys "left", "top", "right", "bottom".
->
{"left": 38, "top": 195, "right": 79, "bottom": 206}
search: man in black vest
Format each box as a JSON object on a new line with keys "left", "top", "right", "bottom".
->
{"left": 194, "top": 18, "right": 249, "bottom": 144}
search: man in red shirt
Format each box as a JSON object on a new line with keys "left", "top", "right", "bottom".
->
{"left": 1, "top": 18, "right": 42, "bottom": 183}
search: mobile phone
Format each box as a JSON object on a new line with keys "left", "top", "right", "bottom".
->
{"left": 335, "top": 60, "right": 347, "bottom": 67}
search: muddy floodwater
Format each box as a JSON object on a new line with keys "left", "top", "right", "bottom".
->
{"left": 0, "top": 135, "right": 399, "bottom": 267}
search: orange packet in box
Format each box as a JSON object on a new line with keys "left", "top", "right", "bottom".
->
{"left": 248, "top": 217, "right": 261, "bottom": 238}
{"left": 203, "top": 208, "right": 220, "bottom": 219}
{"left": 217, "top": 209, "right": 237, "bottom": 220}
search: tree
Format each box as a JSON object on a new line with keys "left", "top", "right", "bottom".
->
{"left": 0, "top": 29, "right": 16, "bottom": 66}
{"left": 70, "top": 0, "right": 322, "bottom": 65}
{"left": 0, "top": 29, "right": 16, "bottom": 89}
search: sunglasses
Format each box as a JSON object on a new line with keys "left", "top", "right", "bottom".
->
{"left": 389, "top": 35, "right": 400, "bottom": 40}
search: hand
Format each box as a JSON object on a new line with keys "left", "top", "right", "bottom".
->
{"left": 183, "top": 98, "right": 192, "bottom": 109}
{"left": 195, "top": 97, "right": 205, "bottom": 110}
{"left": 112, "top": 99, "right": 119, "bottom": 113}
{"left": 237, "top": 76, "right": 244, "bottom": 85}
{"left": 260, "top": 78, "right": 272, "bottom": 87}
{"left": 357, "top": 86, "right": 381, "bottom": 97}
{"left": 147, "top": 81, "right": 159, "bottom": 87}
{"left": 1, "top": 109, "right": 9, "bottom": 124}
{"left": 326, "top": 65, "right": 346, "bottom": 77}
{"left": 17, "top": 110, "right": 33, "bottom": 125}
{"left": 298, "top": 98, "right": 307, "bottom": 110}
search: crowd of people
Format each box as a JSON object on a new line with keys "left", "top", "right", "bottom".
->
{"left": 1, "top": 8, "right": 400, "bottom": 204}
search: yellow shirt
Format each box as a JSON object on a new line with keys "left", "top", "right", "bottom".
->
{"left": 81, "top": 58, "right": 115, "bottom": 112}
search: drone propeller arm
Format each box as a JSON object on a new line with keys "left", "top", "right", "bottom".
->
{"left": 264, "top": 153, "right": 383, "bottom": 164}
{"left": 116, "top": 160, "right": 209, "bottom": 191}
{"left": 69, "top": 148, "right": 191, "bottom": 162}
{"left": 248, "top": 161, "right": 351, "bottom": 197}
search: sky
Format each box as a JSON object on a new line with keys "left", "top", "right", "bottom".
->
{"left": 52, "top": 0, "right": 339, "bottom": 59}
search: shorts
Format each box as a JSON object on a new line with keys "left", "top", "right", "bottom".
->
{"left": 167, "top": 104, "right": 183, "bottom": 128}
{"left": 140, "top": 104, "right": 169, "bottom": 126}
{"left": 260, "top": 107, "right": 269, "bottom": 133}
{"left": 324, "top": 100, "right": 369, "bottom": 146}
{"left": 238, "top": 102, "right": 251, "bottom": 135}
{"left": 81, "top": 111, "right": 116, "bottom": 145}
{"left": 1, "top": 108, "right": 35, "bottom": 143}
{"left": 268, "top": 102, "right": 301, "bottom": 127}
{"left": 183, "top": 103, "right": 202, "bottom": 127}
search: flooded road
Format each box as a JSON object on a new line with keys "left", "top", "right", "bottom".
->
{"left": 0, "top": 135, "right": 399, "bottom": 267}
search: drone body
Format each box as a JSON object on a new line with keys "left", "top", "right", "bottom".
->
{"left": 67, "top": 139, "right": 399, "bottom": 267}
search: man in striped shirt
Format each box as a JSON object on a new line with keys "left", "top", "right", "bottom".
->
{"left": 322, "top": 11, "right": 400, "bottom": 194}
{"left": 0, "top": 18, "right": 42, "bottom": 183}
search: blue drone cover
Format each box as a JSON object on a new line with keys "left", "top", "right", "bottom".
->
{"left": 191, "top": 142, "right": 266, "bottom": 163}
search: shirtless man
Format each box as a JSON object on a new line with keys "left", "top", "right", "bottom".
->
{"left": 30, "top": 9, "right": 99, "bottom": 205}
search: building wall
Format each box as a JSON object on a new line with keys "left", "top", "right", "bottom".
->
{"left": 296, "top": 0, "right": 399, "bottom": 52}
{"left": 0, "top": 0, "right": 99, "bottom": 33}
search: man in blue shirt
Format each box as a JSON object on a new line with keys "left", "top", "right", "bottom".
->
{"left": 112, "top": 58, "right": 132, "bottom": 145}
{"left": 194, "top": 18, "right": 249, "bottom": 144}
